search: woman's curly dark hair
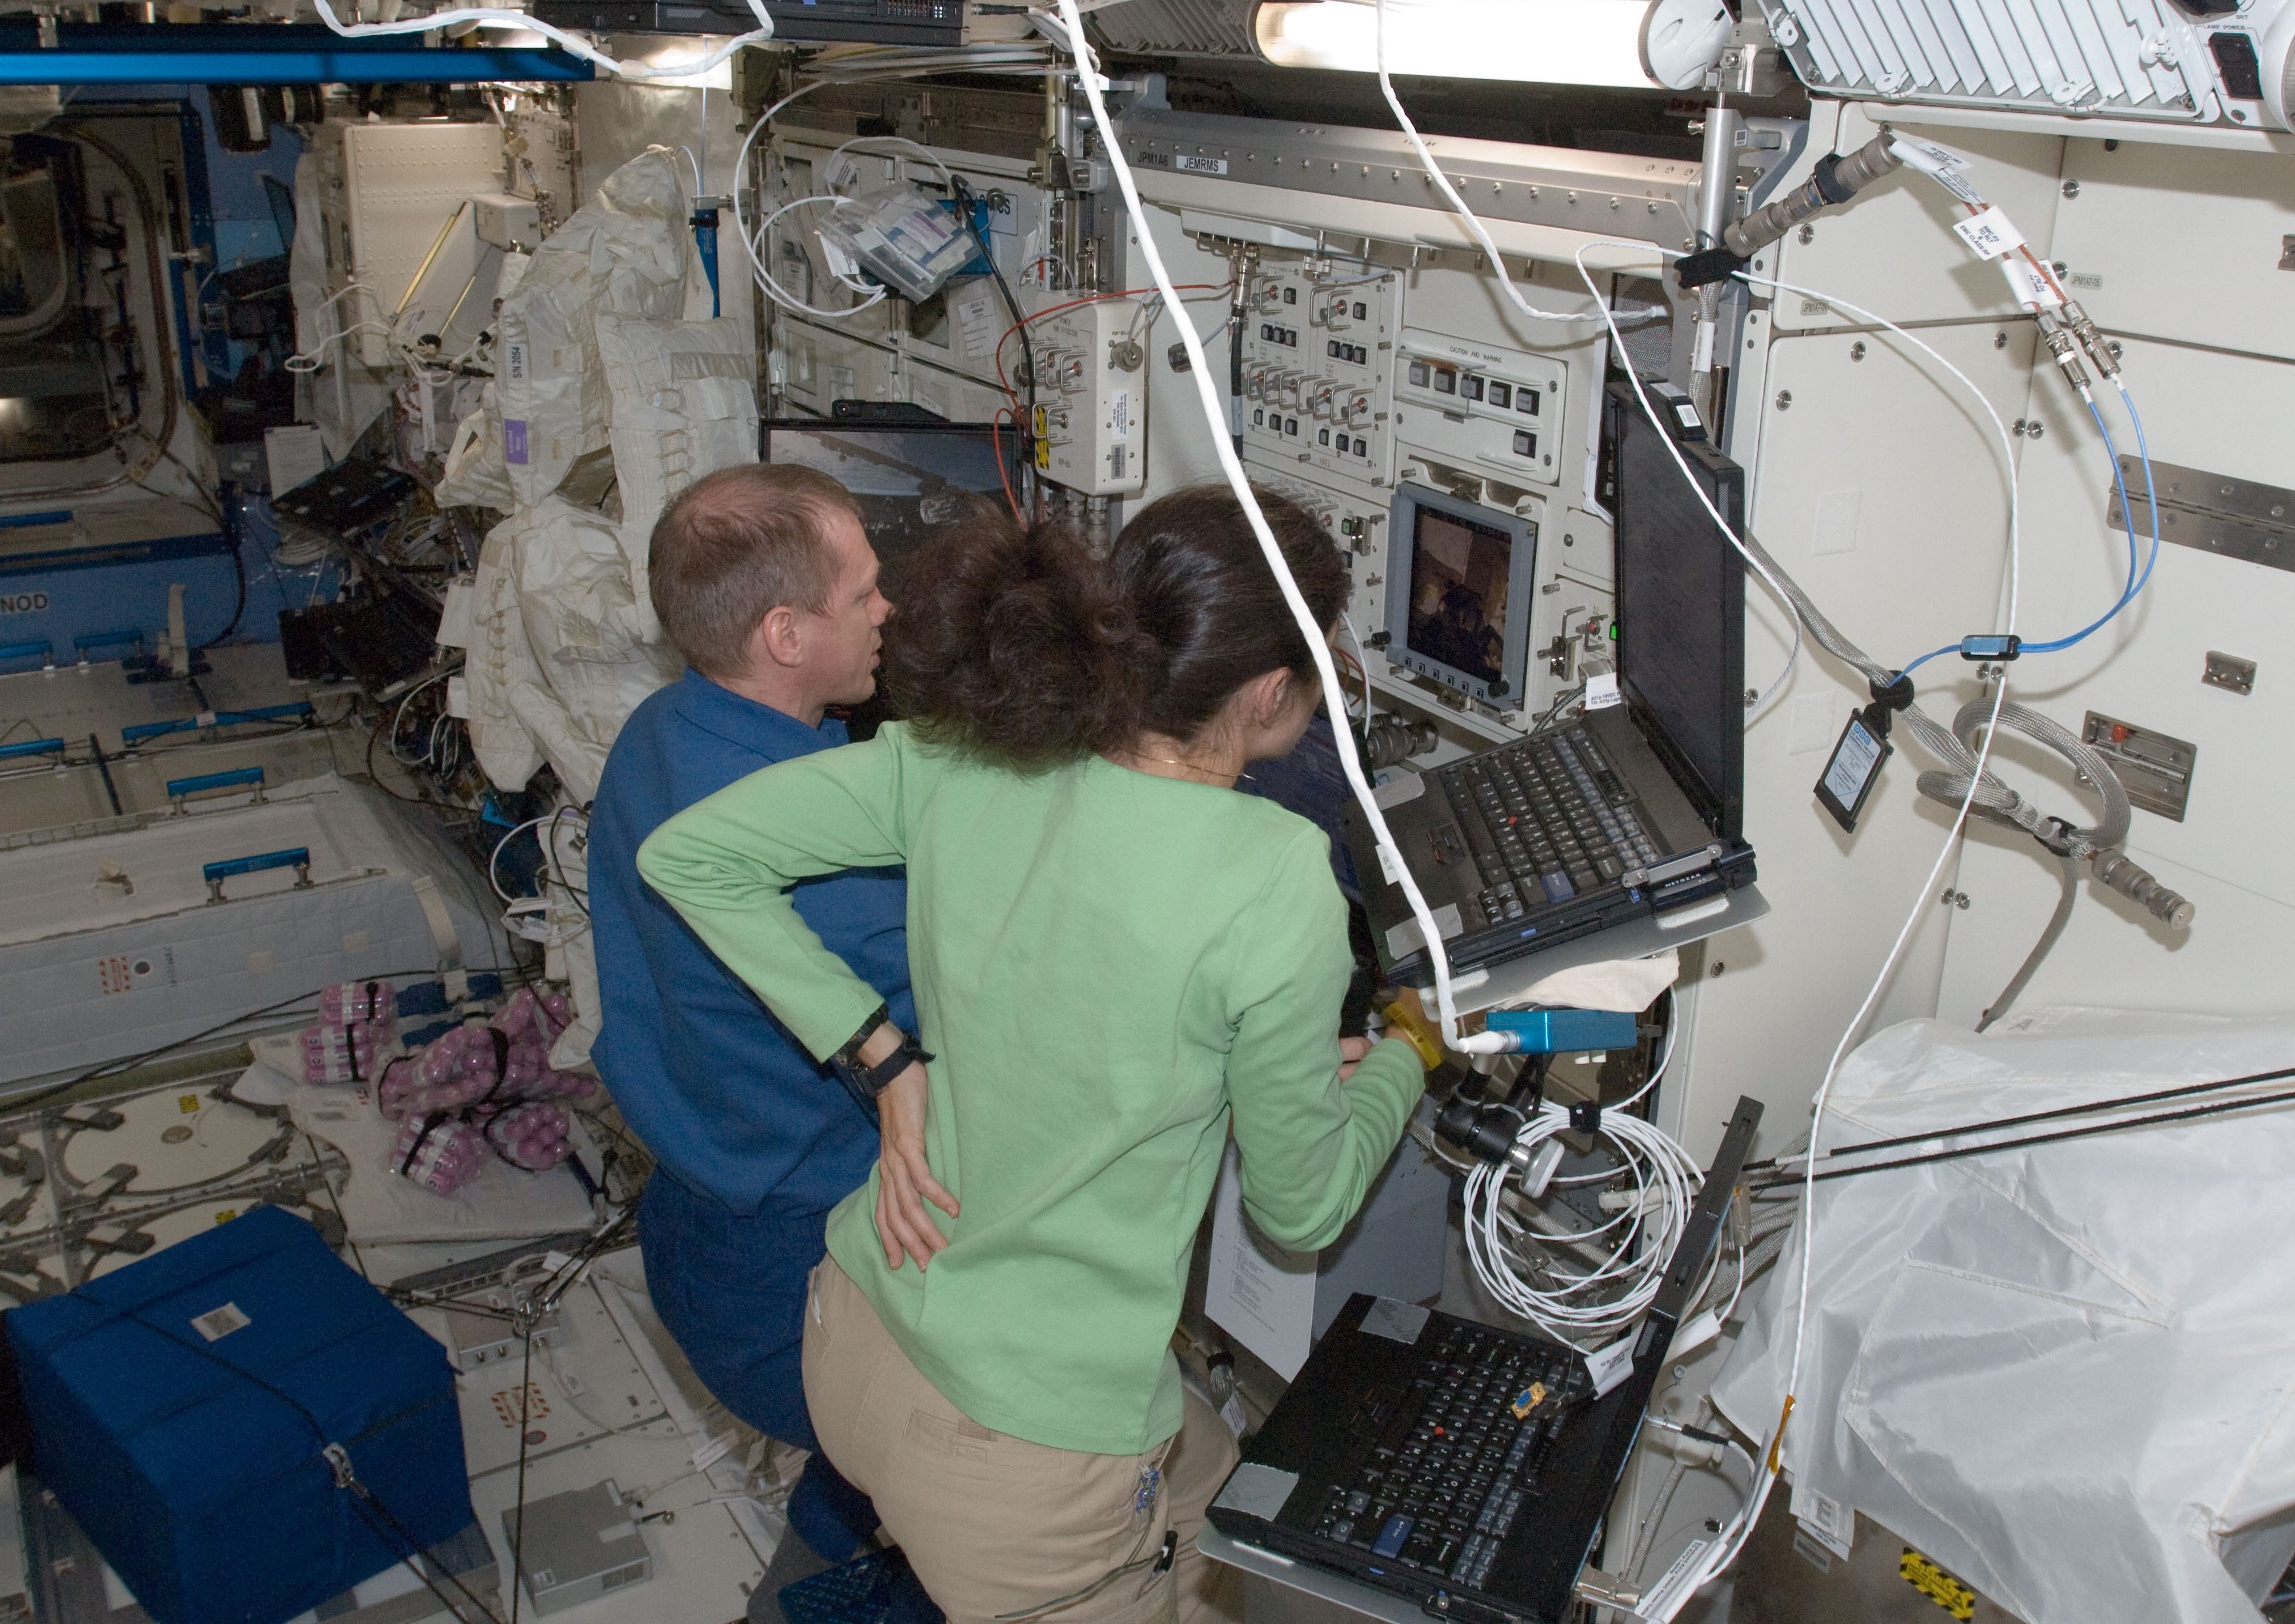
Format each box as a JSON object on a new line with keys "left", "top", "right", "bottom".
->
{"left": 882, "top": 485, "right": 1350, "bottom": 771}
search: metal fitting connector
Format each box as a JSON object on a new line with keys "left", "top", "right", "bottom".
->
{"left": 2060, "top": 299, "right": 2122, "bottom": 380}
{"left": 2034, "top": 312, "right": 2094, "bottom": 395}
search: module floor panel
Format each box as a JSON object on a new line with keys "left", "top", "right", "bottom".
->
{"left": 0, "top": 1057, "right": 777, "bottom": 1624}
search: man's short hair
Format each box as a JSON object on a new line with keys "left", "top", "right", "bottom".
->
{"left": 648, "top": 464, "right": 861, "bottom": 678}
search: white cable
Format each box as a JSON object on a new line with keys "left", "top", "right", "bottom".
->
{"left": 1052, "top": 0, "right": 1493, "bottom": 1056}
{"left": 743, "top": 192, "right": 890, "bottom": 320}
{"left": 1372, "top": 0, "right": 1604, "bottom": 329}
{"left": 1609, "top": 272, "right": 2022, "bottom": 1621}
{"left": 1462, "top": 1101, "right": 1704, "bottom": 1350}
{"left": 307, "top": 0, "right": 773, "bottom": 82}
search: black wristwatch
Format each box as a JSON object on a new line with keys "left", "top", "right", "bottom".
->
{"left": 826, "top": 1004, "right": 933, "bottom": 1121}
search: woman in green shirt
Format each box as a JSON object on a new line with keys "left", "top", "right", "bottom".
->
{"left": 638, "top": 486, "right": 1429, "bottom": 1624}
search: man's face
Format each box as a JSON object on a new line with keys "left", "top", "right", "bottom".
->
{"left": 800, "top": 510, "right": 892, "bottom": 708}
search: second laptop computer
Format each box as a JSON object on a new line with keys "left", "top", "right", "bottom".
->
{"left": 1347, "top": 378, "right": 1758, "bottom": 988}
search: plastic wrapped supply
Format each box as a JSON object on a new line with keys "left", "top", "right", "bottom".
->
{"left": 815, "top": 184, "right": 978, "bottom": 303}
{"left": 485, "top": 1101, "right": 573, "bottom": 1171}
{"left": 299, "top": 979, "right": 401, "bottom": 1084}
{"left": 1713, "top": 1010, "right": 2295, "bottom": 1624}
{"left": 393, "top": 1112, "right": 491, "bottom": 1197}
{"left": 378, "top": 987, "right": 591, "bottom": 1121}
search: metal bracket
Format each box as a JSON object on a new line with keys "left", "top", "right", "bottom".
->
{"left": 2081, "top": 712, "right": 2196, "bottom": 821}
{"left": 2203, "top": 651, "right": 2256, "bottom": 695}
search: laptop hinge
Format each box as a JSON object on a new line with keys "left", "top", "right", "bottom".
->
{"left": 1624, "top": 842, "right": 1724, "bottom": 889}
{"left": 1575, "top": 1568, "right": 1643, "bottom": 1614}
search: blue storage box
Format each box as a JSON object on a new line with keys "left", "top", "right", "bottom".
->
{"left": 7, "top": 1204, "right": 473, "bottom": 1624}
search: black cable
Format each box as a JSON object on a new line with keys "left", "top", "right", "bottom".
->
{"left": 1742, "top": 1060, "right": 2295, "bottom": 1176}
{"left": 194, "top": 488, "right": 249, "bottom": 653}
{"left": 950, "top": 176, "right": 1035, "bottom": 495}
{"left": 1748, "top": 1082, "right": 2295, "bottom": 1191}
{"left": 509, "top": 1318, "right": 534, "bottom": 1624}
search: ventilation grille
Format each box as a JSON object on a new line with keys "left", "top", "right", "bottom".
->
{"left": 1757, "top": 0, "right": 2217, "bottom": 118}
{"left": 1088, "top": 0, "right": 1258, "bottom": 56}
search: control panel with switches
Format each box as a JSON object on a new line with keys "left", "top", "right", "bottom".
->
{"left": 1029, "top": 297, "right": 1148, "bottom": 496}
{"left": 1392, "top": 329, "right": 1567, "bottom": 491}
{"left": 1243, "top": 453, "right": 1392, "bottom": 632}
{"left": 1239, "top": 265, "right": 1399, "bottom": 497}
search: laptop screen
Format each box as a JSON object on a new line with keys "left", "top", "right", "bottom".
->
{"left": 1606, "top": 381, "right": 1745, "bottom": 838}
{"left": 761, "top": 421, "right": 1020, "bottom": 563}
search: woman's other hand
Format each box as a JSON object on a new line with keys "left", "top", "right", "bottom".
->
{"left": 1337, "top": 1034, "right": 1375, "bottom": 1080}
{"left": 875, "top": 1060, "right": 960, "bottom": 1270}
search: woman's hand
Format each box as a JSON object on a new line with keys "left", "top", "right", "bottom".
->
{"left": 1337, "top": 1034, "right": 1375, "bottom": 1080}
{"left": 874, "top": 1059, "right": 960, "bottom": 1271}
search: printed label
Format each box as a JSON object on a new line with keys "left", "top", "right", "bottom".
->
{"left": 191, "top": 1302, "right": 250, "bottom": 1342}
{"left": 1110, "top": 388, "right": 1133, "bottom": 442}
{"left": 2000, "top": 256, "right": 2064, "bottom": 308}
{"left": 504, "top": 420, "right": 529, "bottom": 465}
{"left": 1175, "top": 154, "right": 1230, "bottom": 175}
{"left": 0, "top": 591, "right": 48, "bottom": 615}
{"left": 1636, "top": 1537, "right": 1713, "bottom": 1621}
{"left": 1584, "top": 671, "right": 1624, "bottom": 710}
{"left": 1584, "top": 1334, "right": 1635, "bottom": 1397}
{"left": 505, "top": 339, "right": 526, "bottom": 384}
{"left": 1798, "top": 1487, "right": 1854, "bottom": 1557}
{"left": 1951, "top": 207, "right": 2025, "bottom": 261}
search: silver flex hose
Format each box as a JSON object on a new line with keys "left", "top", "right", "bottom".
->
{"left": 1734, "top": 527, "right": 2193, "bottom": 935}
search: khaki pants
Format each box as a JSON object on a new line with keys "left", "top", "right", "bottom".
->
{"left": 802, "top": 1258, "right": 1243, "bottom": 1624}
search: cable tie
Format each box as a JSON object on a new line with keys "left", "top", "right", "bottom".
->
{"left": 1568, "top": 1098, "right": 1602, "bottom": 1135}
{"left": 1867, "top": 671, "right": 1915, "bottom": 713}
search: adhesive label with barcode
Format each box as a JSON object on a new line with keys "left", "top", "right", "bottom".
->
{"left": 1951, "top": 207, "right": 2024, "bottom": 261}
{"left": 1792, "top": 1482, "right": 1855, "bottom": 1558}
{"left": 191, "top": 1302, "right": 250, "bottom": 1342}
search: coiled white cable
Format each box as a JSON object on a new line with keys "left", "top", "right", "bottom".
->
{"left": 1462, "top": 1102, "right": 1704, "bottom": 1351}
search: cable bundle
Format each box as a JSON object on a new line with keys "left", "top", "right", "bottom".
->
{"left": 1460, "top": 1101, "right": 1707, "bottom": 1352}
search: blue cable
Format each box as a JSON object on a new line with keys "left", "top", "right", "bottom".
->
{"left": 1896, "top": 388, "right": 2160, "bottom": 677}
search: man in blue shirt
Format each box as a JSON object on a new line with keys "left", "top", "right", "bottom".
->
{"left": 590, "top": 463, "right": 914, "bottom": 1599}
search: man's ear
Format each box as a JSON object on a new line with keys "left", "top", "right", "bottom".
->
{"left": 755, "top": 605, "right": 805, "bottom": 669}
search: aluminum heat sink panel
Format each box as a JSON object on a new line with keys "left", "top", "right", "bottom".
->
{"left": 1754, "top": 0, "right": 2226, "bottom": 120}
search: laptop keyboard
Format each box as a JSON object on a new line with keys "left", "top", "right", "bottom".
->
{"left": 1309, "top": 1322, "right": 1590, "bottom": 1591}
{"left": 1435, "top": 732, "right": 1665, "bottom": 929}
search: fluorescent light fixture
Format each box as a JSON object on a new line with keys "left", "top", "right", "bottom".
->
{"left": 635, "top": 35, "right": 737, "bottom": 89}
{"left": 1252, "top": 0, "right": 1722, "bottom": 90}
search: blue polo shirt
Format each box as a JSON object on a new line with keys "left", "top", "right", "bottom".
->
{"left": 590, "top": 671, "right": 912, "bottom": 1218}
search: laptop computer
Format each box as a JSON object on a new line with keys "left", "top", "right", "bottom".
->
{"left": 1346, "top": 378, "right": 1758, "bottom": 990}
{"left": 1204, "top": 1095, "right": 1763, "bottom": 1624}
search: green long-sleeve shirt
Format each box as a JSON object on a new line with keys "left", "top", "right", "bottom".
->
{"left": 636, "top": 721, "right": 1424, "bottom": 1455}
